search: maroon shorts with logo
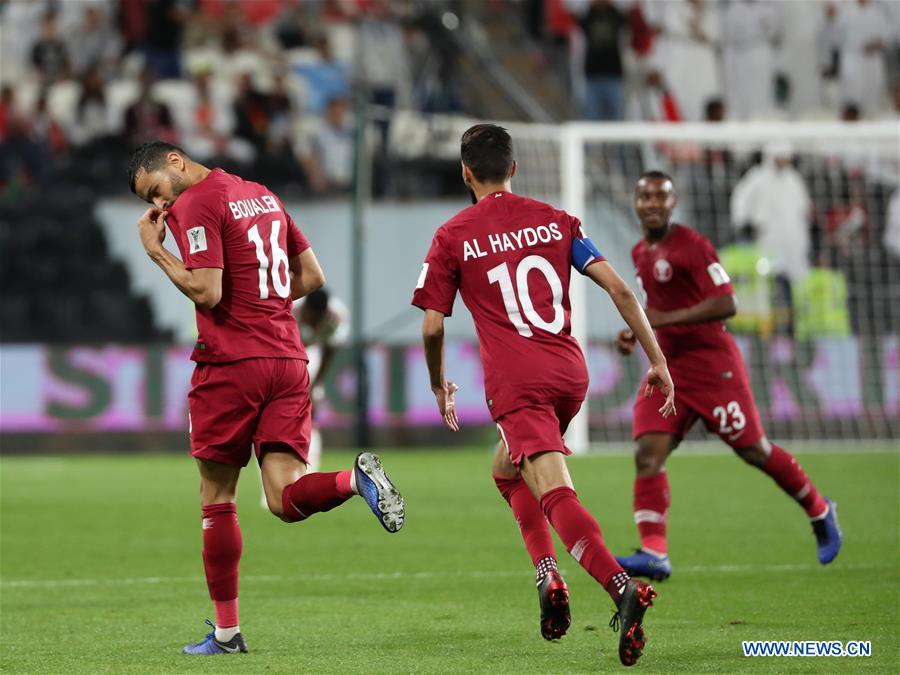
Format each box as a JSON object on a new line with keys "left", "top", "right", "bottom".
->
{"left": 188, "top": 357, "right": 311, "bottom": 466}
{"left": 632, "top": 349, "right": 764, "bottom": 448}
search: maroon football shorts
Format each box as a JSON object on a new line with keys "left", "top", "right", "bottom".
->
{"left": 187, "top": 357, "right": 311, "bottom": 466}
{"left": 632, "top": 349, "right": 764, "bottom": 448}
{"left": 496, "top": 398, "right": 584, "bottom": 466}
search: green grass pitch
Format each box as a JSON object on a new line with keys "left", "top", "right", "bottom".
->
{"left": 1, "top": 447, "right": 897, "bottom": 673}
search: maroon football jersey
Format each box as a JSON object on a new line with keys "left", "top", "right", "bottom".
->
{"left": 631, "top": 224, "right": 735, "bottom": 359}
{"left": 411, "top": 192, "right": 603, "bottom": 419}
{"left": 165, "top": 168, "right": 309, "bottom": 363}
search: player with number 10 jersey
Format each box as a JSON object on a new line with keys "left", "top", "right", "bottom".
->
{"left": 412, "top": 124, "right": 675, "bottom": 667}
{"left": 414, "top": 191, "right": 592, "bottom": 421}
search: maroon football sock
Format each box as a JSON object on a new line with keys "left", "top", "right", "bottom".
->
{"left": 281, "top": 470, "right": 354, "bottom": 522}
{"left": 201, "top": 503, "right": 242, "bottom": 626}
{"left": 762, "top": 445, "right": 828, "bottom": 518}
{"left": 540, "top": 486, "right": 628, "bottom": 604}
{"left": 634, "top": 471, "right": 670, "bottom": 554}
{"left": 494, "top": 475, "right": 556, "bottom": 566}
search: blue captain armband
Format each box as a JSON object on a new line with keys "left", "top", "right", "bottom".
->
{"left": 572, "top": 236, "right": 605, "bottom": 273}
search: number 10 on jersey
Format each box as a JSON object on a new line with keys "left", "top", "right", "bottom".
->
{"left": 488, "top": 255, "right": 564, "bottom": 337}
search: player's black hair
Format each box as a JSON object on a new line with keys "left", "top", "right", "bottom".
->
{"left": 305, "top": 288, "right": 330, "bottom": 313}
{"left": 638, "top": 170, "right": 674, "bottom": 185}
{"left": 127, "top": 140, "right": 188, "bottom": 194}
{"left": 460, "top": 124, "right": 514, "bottom": 183}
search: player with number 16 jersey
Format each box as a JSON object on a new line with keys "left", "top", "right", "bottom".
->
{"left": 127, "top": 141, "right": 404, "bottom": 657}
{"left": 412, "top": 124, "right": 675, "bottom": 667}
{"left": 166, "top": 166, "right": 308, "bottom": 364}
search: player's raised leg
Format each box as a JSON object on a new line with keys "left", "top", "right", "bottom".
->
{"left": 731, "top": 437, "right": 842, "bottom": 564}
{"left": 182, "top": 459, "right": 248, "bottom": 655}
{"left": 519, "top": 450, "right": 656, "bottom": 667}
{"left": 261, "top": 448, "right": 404, "bottom": 532}
{"left": 616, "top": 433, "right": 677, "bottom": 581}
{"left": 258, "top": 360, "right": 404, "bottom": 531}
{"left": 492, "top": 441, "right": 568, "bottom": 640}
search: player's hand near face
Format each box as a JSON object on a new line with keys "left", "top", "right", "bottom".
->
{"left": 137, "top": 207, "right": 167, "bottom": 255}
{"left": 645, "top": 362, "right": 676, "bottom": 418}
{"left": 615, "top": 329, "right": 637, "bottom": 355}
{"left": 433, "top": 381, "right": 460, "bottom": 431}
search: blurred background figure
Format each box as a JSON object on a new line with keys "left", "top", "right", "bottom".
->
{"left": 68, "top": 2, "right": 121, "bottom": 80}
{"left": 30, "top": 11, "right": 69, "bottom": 88}
{"left": 719, "top": 224, "right": 773, "bottom": 337}
{"left": 301, "top": 95, "right": 353, "bottom": 195}
{"left": 578, "top": 0, "right": 627, "bottom": 120}
{"left": 730, "top": 142, "right": 812, "bottom": 334}
{"left": 293, "top": 35, "right": 351, "bottom": 116}
{"left": 773, "top": 0, "right": 827, "bottom": 118}
{"left": 645, "top": 0, "right": 722, "bottom": 123}
{"left": 124, "top": 68, "right": 178, "bottom": 146}
{"left": 830, "top": 0, "right": 892, "bottom": 116}
{"left": 294, "top": 288, "right": 350, "bottom": 473}
{"left": 141, "top": 0, "right": 191, "bottom": 79}
{"left": 721, "top": 0, "right": 777, "bottom": 120}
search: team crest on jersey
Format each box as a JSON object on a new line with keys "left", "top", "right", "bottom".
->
{"left": 653, "top": 259, "right": 673, "bottom": 282}
{"left": 187, "top": 226, "right": 207, "bottom": 254}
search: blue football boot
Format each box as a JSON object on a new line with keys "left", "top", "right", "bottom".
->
{"left": 615, "top": 549, "right": 672, "bottom": 581}
{"left": 354, "top": 452, "right": 405, "bottom": 532}
{"left": 812, "top": 498, "right": 842, "bottom": 565}
{"left": 182, "top": 620, "right": 248, "bottom": 655}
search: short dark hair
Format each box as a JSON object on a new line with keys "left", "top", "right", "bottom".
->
{"left": 638, "top": 170, "right": 674, "bottom": 185}
{"left": 127, "top": 141, "right": 187, "bottom": 194}
{"left": 460, "top": 124, "right": 514, "bottom": 183}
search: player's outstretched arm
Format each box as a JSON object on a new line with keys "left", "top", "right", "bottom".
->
{"left": 289, "top": 248, "right": 325, "bottom": 300}
{"left": 138, "top": 208, "right": 222, "bottom": 308}
{"left": 585, "top": 261, "right": 676, "bottom": 417}
{"left": 422, "top": 309, "right": 459, "bottom": 431}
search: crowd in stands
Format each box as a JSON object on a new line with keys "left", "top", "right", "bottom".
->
{"left": 531, "top": 0, "right": 900, "bottom": 123}
{"left": 0, "top": 0, "right": 464, "bottom": 199}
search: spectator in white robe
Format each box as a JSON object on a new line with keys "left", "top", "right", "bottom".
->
{"left": 774, "top": 0, "right": 827, "bottom": 118}
{"left": 731, "top": 142, "right": 812, "bottom": 283}
{"left": 644, "top": 0, "right": 722, "bottom": 122}
{"left": 831, "top": 0, "right": 891, "bottom": 115}
{"left": 722, "top": 0, "right": 778, "bottom": 120}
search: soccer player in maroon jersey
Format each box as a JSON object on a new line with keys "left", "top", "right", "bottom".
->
{"left": 127, "top": 141, "right": 405, "bottom": 655}
{"left": 412, "top": 125, "right": 676, "bottom": 667}
{"left": 614, "top": 171, "right": 842, "bottom": 581}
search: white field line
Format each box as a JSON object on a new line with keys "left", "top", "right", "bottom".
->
{"left": 0, "top": 562, "right": 884, "bottom": 590}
